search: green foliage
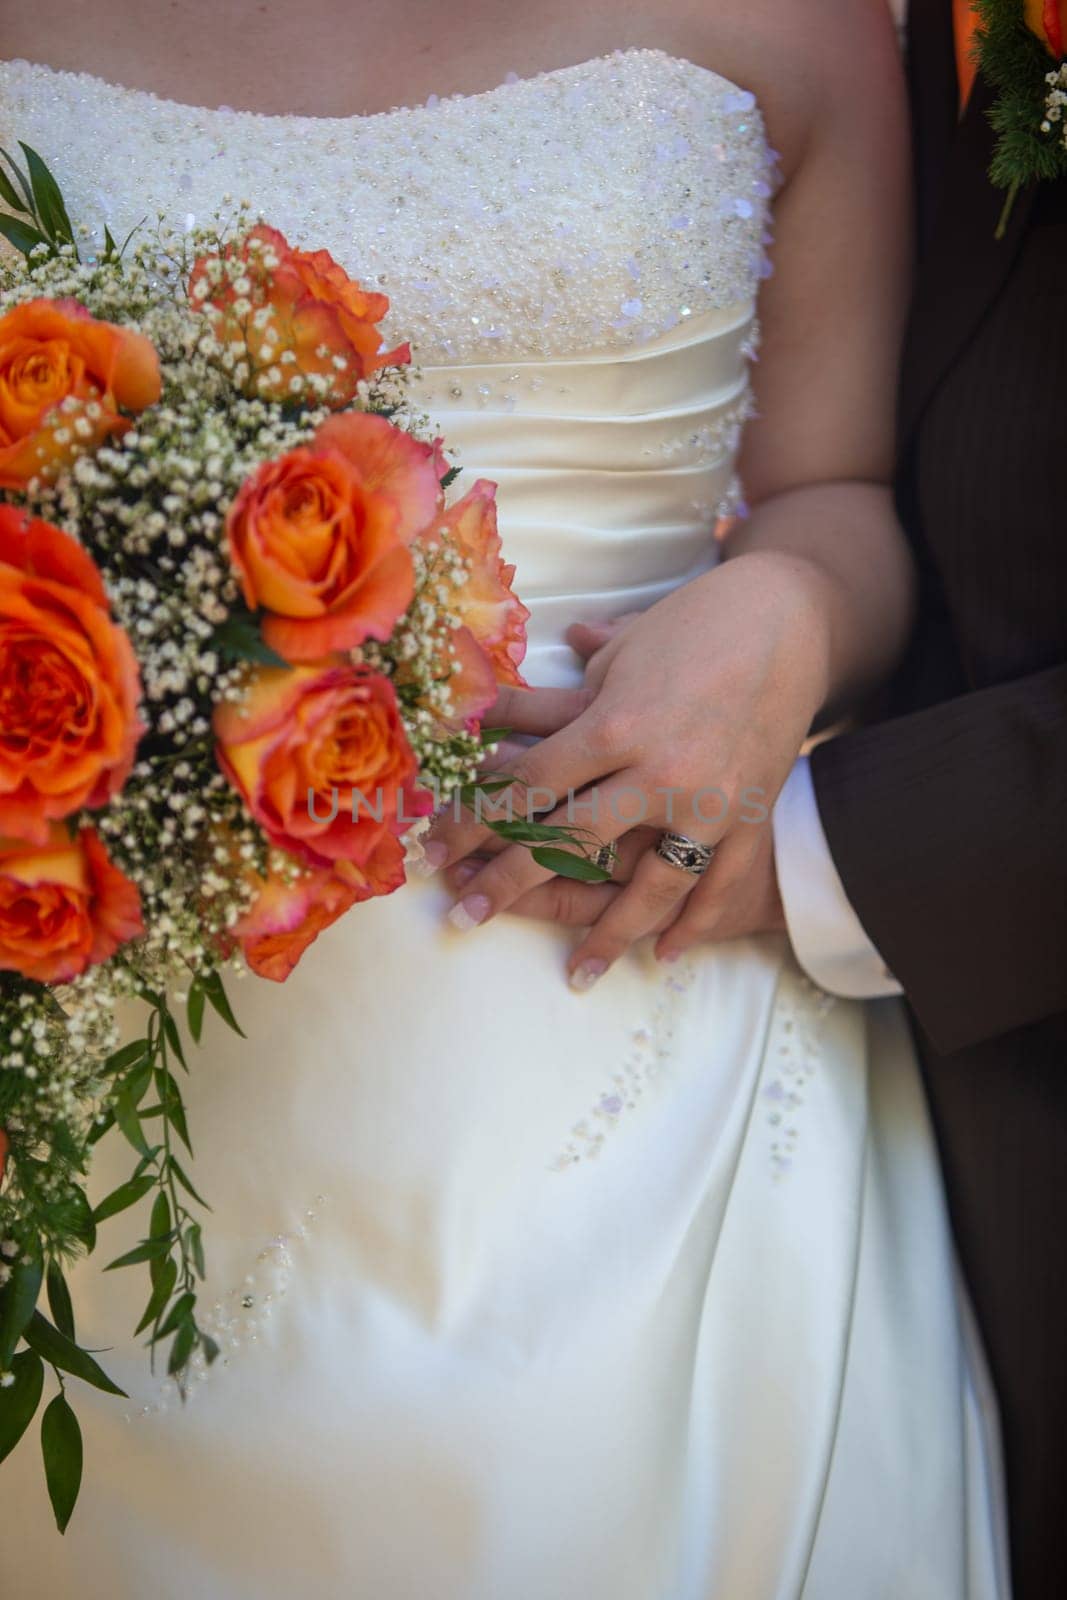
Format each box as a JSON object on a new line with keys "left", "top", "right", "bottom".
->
{"left": 40, "top": 1392, "right": 82, "bottom": 1533}
{"left": 0, "top": 143, "right": 79, "bottom": 261}
{"left": 210, "top": 610, "right": 289, "bottom": 669}
{"left": 0, "top": 1351, "right": 44, "bottom": 1464}
{"left": 0, "top": 973, "right": 239, "bottom": 1527}
{"left": 973, "top": 0, "right": 1067, "bottom": 222}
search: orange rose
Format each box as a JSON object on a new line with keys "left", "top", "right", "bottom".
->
{"left": 0, "top": 508, "right": 144, "bottom": 843}
{"left": 226, "top": 413, "right": 443, "bottom": 661}
{"left": 226, "top": 838, "right": 405, "bottom": 981}
{"left": 416, "top": 478, "right": 529, "bottom": 726}
{"left": 0, "top": 298, "right": 161, "bottom": 489}
{"left": 214, "top": 659, "right": 431, "bottom": 870}
{"left": 0, "top": 824, "right": 144, "bottom": 984}
{"left": 189, "top": 224, "right": 410, "bottom": 408}
{"left": 1025, "top": 1, "right": 1066, "bottom": 56}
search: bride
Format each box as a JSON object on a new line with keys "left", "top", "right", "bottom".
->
{"left": 0, "top": 0, "right": 1009, "bottom": 1594}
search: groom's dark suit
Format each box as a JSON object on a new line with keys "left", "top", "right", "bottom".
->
{"left": 809, "top": 2, "right": 1067, "bottom": 1592}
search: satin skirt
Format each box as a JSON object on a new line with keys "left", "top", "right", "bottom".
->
{"left": 2, "top": 879, "right": 1009, "bottom": 1597}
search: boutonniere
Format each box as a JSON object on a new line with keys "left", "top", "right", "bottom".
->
{"left": 971, "top": 0, "right": 1067, "bottom": 235}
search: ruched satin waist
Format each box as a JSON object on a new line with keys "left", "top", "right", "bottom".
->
{"left": 408, "top": 302, "right": 756, "bottom": 686}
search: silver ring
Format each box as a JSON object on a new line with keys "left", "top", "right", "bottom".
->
{"left": 654, "top": 830, "right": 717, "bottom": 877}
{"left": 592, "top": 844, "right": 615, "bottom": 875}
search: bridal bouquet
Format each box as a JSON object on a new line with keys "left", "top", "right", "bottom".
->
{"left": 0, "top": 146, "right": 593, "bottom": 1527}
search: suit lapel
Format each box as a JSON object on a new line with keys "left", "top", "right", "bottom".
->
{"left": 897, "top": 7, "right": 1036, "bottom": 447}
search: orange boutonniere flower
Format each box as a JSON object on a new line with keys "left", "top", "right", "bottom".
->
{"left": 1024, "top": 0, "right": 1067, "bottom": 56}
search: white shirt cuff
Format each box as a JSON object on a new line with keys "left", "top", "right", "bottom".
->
{"left": 772, "top": 756, "right": 903, "bottom": 1000}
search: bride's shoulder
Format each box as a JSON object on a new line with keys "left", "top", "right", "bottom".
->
{"left": 667, "top": 0, "right": 906, "bottom": 181}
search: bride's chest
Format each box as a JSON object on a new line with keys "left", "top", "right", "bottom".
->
{"left": 0, "top": 49, "right": 775, "bottom": 363}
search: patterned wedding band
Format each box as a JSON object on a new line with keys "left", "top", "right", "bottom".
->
{"left": 654, "top": 830, "right": 717, "bottom": 876}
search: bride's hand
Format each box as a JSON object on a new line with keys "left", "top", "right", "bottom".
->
{"left": 444, "top": 813, "right": 786, "bottom": 964}
{"left": 424, "top": 549, "right": 832, "bottom": 988}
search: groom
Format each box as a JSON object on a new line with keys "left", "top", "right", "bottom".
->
{"left": 772, "top": 1, "right": 1067, "bottom": 1594}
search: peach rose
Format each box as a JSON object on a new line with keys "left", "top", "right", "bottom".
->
{"left": 226, "top": 413, "right": 444, "bottom": 661}
{"left": 0, "top": 508, "right": 144, "bottom": 843}
{"left": 214, "top": 659, "right": 431, "bottom": 870}
{"left": 0, "top": 824, "right": 144, "bottom": 984}
{"left": 189, "top": 224, "right": 409, "bottom": 408}
{"left": 0, "top": 298, "right": 161, "bottom": 489}
{"left": 416, "top": 478, "right": 529, "bottom": 725}
{"left": 227, "top": 836, "right": 405, "bottom": 982}
{"left": 1025, "top": 1, "right": 1066, "bottom": 56}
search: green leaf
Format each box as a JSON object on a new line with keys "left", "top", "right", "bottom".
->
{"left": 200, "top": 970, "right": 245, "bottom": 1037}
{"left": 104, "top": 1238, "right": 171, "bottom": 1273}
{"left": 112, "top": 1087, "right": 151, "bottom": 1159}
{"left": 19, "top": 142, "right": 76, "bottom": 249}
{"left": 134, "top": 1258, "right": 177, "bottom": 1337}
{"left": 92, "top": 1173, "right": 156, "bottom": 1226}
{"left": 0, "top": 213, "right": 47, "bottom": 257}
{"left": 478, "top": 726, "right": 512, "bottom": 746}
{"left": 0, "top": 1349, "right": 45, "bottom": 1465}
{"left": 487, "top": 820, "right": 575, "bottom": 843}
{"left": 155, "top": 1292, "right": 195, "bottom": 1341}
{"left": 87, "top": 1108, "right": 116, "bottom": 1148}
{"left": 123, "top": 1057, "right": 154, "bottom": 1107}
{"left": 22, "top": 1314, "right": 126, "bottom": 1397}
{"left": 439, "top": 465, "right": 462, "bottom": 489}
{"left": 0, "top": 160, "right": 29, "bottom": 213}
{"left": 530, "top": 846, "right": 613, "bottom": 882}
{"left": 155, "top": 1066, "right": 193, "bottom": 1155}
{"left": 41, "top": 1392, "right": 83, "bottom": 1533}
{"left": 185, "top": 1222, "right": 206, "bottom": 1281}
{"left": 149, "top": 1191, "right": 172, "bottom": 1244}
{"left": 0, "top": 1255, "right": 43, "bottom": 1368}
{"left": 170, "top": 1157, "right": 211, "bottom": 1211}
{"left": 186, "top": 983, "right": 206, "bottom": 1044}
{"left": 105, "top": 1039, "right": 151, "bottom": 1076}
{"left": 46, "top": 1263, "right": 75, "bottom": 1343}
{"left": 210, "top": 613, "right": 289, "bottom": 669}
{"left": 160, "top": 1007, "right": 187, "bottom": 1070}
{"left": 167, "top": 1319, "right": 196, "bottom": 1377}
{"left": 200, "top": 1332, "right": 220, "bottom": 1366}
{"left": 102, "top": 224, "right": 118, "bottom": 260}
{"left": 66, "top": 1188, "right": 97, "bottom": 1254}
{"left": 0, "top": 146, "right": 36, "bottom": 214}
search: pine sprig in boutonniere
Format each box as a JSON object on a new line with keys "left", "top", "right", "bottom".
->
{"left": 972, "top": 0, "right": 1067, "bottom": 236}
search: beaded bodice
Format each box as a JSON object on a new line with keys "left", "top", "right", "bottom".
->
{"left": 0, "top": 48, "right": 773, "bottom": 365}
{"left": 0, "top": 48, "right": 775, "bottom": 687}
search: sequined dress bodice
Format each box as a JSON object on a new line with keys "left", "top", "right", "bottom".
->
{"left": 0, "top": 48, "right": 776, "bottom": 682}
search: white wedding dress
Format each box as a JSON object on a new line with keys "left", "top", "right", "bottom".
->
{"left": 0, "top": 48, "right": 1009, "bottom": 1600}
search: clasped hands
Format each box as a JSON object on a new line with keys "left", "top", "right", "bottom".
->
{"left": 422, "top": 553, "right": 828, "bottom": 990}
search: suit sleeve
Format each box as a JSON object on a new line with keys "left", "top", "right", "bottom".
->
{"left": 809, "top": 663, "right": 1067, "bottom": 1054}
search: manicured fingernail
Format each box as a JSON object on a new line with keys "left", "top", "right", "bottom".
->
{"left": 421, "top": 841, "right": 448, "bottom": 872}
{"left": 450, "top": 860, "right": 479, "bottom": 888}
{"left": 659, "top": 949, "right": 681, "bottom": 964}
{"left": 568, "top": 959, "right": 607, "bottom": 993}
{"left": 447, "top": 894, "right": 491, "bottom": 931}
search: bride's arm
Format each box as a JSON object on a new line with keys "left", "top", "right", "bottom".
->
{"left": 429, "top": 0, "right": 915, "bottom": 983}
{"left": 721, "top": 0, "right": 914, "bottom": 721}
